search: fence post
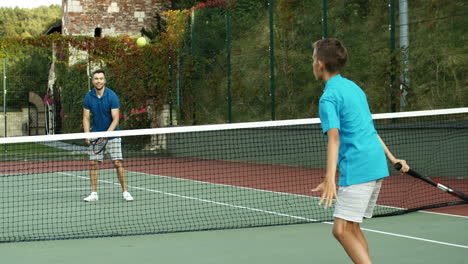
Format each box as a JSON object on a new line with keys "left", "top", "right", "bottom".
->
{"left": 269, "top": 0, "right": 276, "bottom": 120}
{"left": 190, "top": 10, "right": 197, "bottom": 123}
{"left": 399, "top": 0, "right": 409, "bottom": 111}
{"left": 2, "top": 56, "right": 8, "bottom": 152}
{"left": 176, "top": 56, "right": 181, "bottom": 107}
{"left": 389, "top": 0, "right": 397, "bottom": 112}
{"left": 322, "top": 0, "right": 328, "bottom": 38}
{"left": 191, "top": 10, "right": 196, "bottom": 56}
{"left": 3, "top": 57, "right": 7, "bottom": 141}
{"left": 226, "top": 8, "right": 232, "bottom": 123}
{"left": 87, "top": 61, "right": 91, "bottom": 91}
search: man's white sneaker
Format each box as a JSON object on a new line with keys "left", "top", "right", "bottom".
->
{"left": 123, "top": 191, "right": 134, "bottom": 201}
{"left": 84, "top": 192, "right": 98, "bottom": 202}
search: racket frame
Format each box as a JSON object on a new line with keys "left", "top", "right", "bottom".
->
{"left": 91, "top": 137, "right": 108, "bottom": 155}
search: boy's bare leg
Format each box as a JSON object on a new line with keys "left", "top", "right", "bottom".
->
{"left": 353, "top": 223, "right": 369, "bottom": 254}
{"left": 333, "top": 218, "right": 372, "bottom": 264}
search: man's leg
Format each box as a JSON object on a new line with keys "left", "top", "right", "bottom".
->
{"left": 90, "top": 160, "right": 99, "bottom": 192}
{"left": 332, "top": 217, "right": 372, "bottom": 264}
{"left": 84, "top": 160, "right": 100, "bottom": 201}
{"left": 109, "top": 138, "right": 132, "bottom": 200}
{"left": 114, "top": 160, "right": 133, "bottom": 201}
{"left": 113, "top": 160, "right": 127, "bottom": 192}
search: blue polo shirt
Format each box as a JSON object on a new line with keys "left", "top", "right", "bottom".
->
{"left": 319, "top": 75, "right": 388, "bottom": 186}
{"left": 83, "top": 87, "right": 120, "bottom": 132}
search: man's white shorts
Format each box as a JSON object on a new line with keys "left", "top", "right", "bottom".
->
{"left": 333, "top": 178, "right": 384, "bottom": 223}
{"left": 90, "top": 137, "right": 123, "bottom": 161}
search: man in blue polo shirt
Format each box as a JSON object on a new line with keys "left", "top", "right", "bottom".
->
{"left": 82, "top": 69, "right": 133, "bottom": 202}
{"left": 311, "top": 39, "right": 409, "bottom": 263}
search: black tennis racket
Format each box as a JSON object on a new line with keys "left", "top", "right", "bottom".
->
{"left": 91, "top": 138, "right": 108, "bottom": 155}
{"left": 395, "top": 163, "right": 468, "bottom": 202}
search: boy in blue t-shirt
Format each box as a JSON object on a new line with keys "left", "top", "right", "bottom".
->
{"left": 311, "top": 38, "right": 409, "bottom": 263}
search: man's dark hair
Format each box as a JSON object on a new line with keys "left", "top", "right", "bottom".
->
{"left": 313, "top": 38, "right": 347, "bottom": 73}
{"left": 92, "top": 69, "right": 106, "bottom": 76}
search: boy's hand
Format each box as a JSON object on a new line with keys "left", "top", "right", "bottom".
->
{"left": 392, "top": 159, "right": 410, "bottom": 173}
{"left": 312, "top": 179, "right": 337, "bottom": 208}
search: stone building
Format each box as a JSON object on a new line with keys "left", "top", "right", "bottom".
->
{"left": 44, "top": 1, "right": 174, "bottom": 135}
{"left": 62, "top": 0, "right": 169, "bottom": 37}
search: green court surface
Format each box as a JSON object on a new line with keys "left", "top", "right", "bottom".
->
{"left": 1, "top": 165, "right": 433, "bottom": 242}
{"left": 0, "top": 211, "right": 466, "bottom": 264}
{"left": 0, "top": 112, "right": 466, "bottom": 262}
{"left": 0, "top": 168, "right": 331, "bottom": 241}
{"left": 1, "top": 165, "right": 467, "bottom": 263}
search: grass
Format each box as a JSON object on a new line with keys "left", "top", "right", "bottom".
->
{"left": 0, "top": 142, "right": 87, "bottom": 161}
{"left": 0, "top": 142, "right": 67, "bottom": 154}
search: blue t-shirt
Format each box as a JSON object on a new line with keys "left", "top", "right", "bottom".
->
{"left": 319, "top": 74, "right": 388, "bottom": 186}
{"left": 83, "top": 87, "right": 120, "bottom": 132}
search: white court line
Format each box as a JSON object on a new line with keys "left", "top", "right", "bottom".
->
{"left": 49, "top": 169, "right": 468, "bottom": 219}
{"left": 31, "top": 186, "right": 117, "bottom": 192}
{"left": 420, "top": 210, "right": 468, "bottom": 219}
{"left": 131, "top": 171, "right": 468, "bottom": 218}
{"left": 58, "top": 171, "right": 468, "bottom": 249}
{"left": 129, "top": 170, "right": 408, "bottom": 211}
{"left": 7, "top": 169, "right": 446, "bottom": 216}
{"left": 57, "top": 169, "right": 467, "bottom": 219}
{"left": 129, "top": 170, "right": 320, "bottom": 199}
{"left": 359, "top": 226, "right": 468, "bottom": 249}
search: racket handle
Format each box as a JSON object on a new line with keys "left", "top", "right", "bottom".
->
{"left": 394, "top": 162, "right": 412, "bottom": 174}
{"left": 394, "top": 163, "right": 403, "bottom": 171}
{"left": 394, "top": 162, "right": 414, "bottom": 174}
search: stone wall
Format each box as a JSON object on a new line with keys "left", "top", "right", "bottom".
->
{"left": 62, "top": 0, "right": 169, "bottom": 37}
{"left": 0, "top": 109, "right": 29, "bottom": 137}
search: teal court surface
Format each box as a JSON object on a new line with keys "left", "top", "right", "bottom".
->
{"left": 0, "top": 109, "right": 467, "bottom": 263}
{"left": 0, "top": 209, "right": 466, "bottom": 264}
{"left": 0, "top": 167, "right": 466, "bottom": 264}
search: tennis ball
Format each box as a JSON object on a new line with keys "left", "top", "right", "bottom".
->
{"left": 136, "top": 37, "right": 147, "bottom": 47}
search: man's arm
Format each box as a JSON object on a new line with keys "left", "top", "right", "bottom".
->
{"left": 83, "top": 108, "right": 91, "bottom": 145}
{"left": 312, "top": 128, "right": 340, "bottom": 208}
{"left": 107, "top": 108, "right": 120, "bottom": 132}
{"left": 377, "top": 135, "right": 409, "bottom": 172}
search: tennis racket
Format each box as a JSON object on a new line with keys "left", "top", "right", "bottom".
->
{"left": 91, "top": 138, "right": 108, "bottom": 155}
{"left": 395, "top": 163, "right": 468, "bottom": 202}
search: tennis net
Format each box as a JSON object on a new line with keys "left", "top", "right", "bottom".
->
{"left": 0, "top": 108, "right": 467, "bottom": 242}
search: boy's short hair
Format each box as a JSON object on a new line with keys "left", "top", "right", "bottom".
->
{"left": 92, "top": 69, "right": 106, "bottom": 77}
{"left": 313, "top": 38, "right": 347, "bottom": 73}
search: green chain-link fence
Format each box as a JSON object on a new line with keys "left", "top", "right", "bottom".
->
{"left": 1, "top": 0, "right": 466, "bottom": 135}
{"left": 187, "top": 0, "right": 466, "bottom": 124}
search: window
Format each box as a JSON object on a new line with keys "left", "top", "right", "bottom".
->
{"left": 94, "top": 27, "right": 102, "bottom": 38}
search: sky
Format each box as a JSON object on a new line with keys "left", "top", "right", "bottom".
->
{"left": 0, "top": 0, "right": 61, "bottom": 8}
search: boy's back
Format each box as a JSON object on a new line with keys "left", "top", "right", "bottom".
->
{"left": 319, "top": 74, "right": 388, "bottom": 186}
{"left": 311, "top": 38, "right": 409, "bottom": 264}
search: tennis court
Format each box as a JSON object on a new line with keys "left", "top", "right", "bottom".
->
{"left": 0, "top": 166, "right": 330, "bottom": 241}
{"left": 0, "top": 108, "right": 466, "bottom": 263}
{"left": 1, "top": 164, "right": 467, "bottom": 263}
{"left": 0, "top": 209, "right": 466, "bottom": 263}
